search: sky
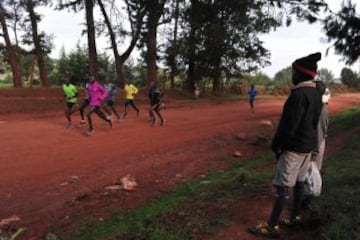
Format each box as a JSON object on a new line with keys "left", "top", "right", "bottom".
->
{"left": 34, "top": 1, "right": 358, "bottom": 79}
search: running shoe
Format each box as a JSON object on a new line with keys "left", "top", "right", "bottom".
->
{"left": 248, "top": 221, "right": 280, "bottom": 238}
{"left": 279, "top": 216, "right": 302, "bottom": 228}
{"left": 151, "top": 117, "right": 157, "bottom": 127}
{"left": 66, "top": 123, "right": 73, "bottom": 129}
{"left": 160, "top": 119, "right": 166, "bottom": 126}
{"left": 79, "top": 120, "right": 86, "bottom": 125}
{"left": 87, "top": 129, "right": 95, "bottom": 135}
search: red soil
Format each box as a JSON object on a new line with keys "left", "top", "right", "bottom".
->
{"left": 0, "top": 93, "right": 359, "bottom": 239}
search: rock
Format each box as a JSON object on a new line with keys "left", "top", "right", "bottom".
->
{"left": 121, "top": 174, "right": 138, "bottom": 191}
{"left": 0, "top": 215, "right": 21, "bottom": 227}
{"left": 105, "top": 185, "right": 122, "bottom": 190}
{"left": 259, "top": 120, "right": 272, "bottom": 126}
{"left": 233, "top": 151, "right": 243, "bottom": 158}
{"left": 235, "top": 132, "right": 247, "bottom": 140}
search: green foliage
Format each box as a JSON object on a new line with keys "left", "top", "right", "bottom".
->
{"left": 273, "top": 66, "right": 292, "bottom": 85}
{"left": 317, "top": 68, "right": 335, "bottom": 83}
{"left": 322, "top": 0, "right": 360, "bottom": 64}
{"left": 308, "top": 135, "right": 360, "bottom": 240}
{"left": 340, "top": 67, "right": 359, "bottom": 88}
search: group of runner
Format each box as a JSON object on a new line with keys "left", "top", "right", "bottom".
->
{"left": 62, "top": 75, "right": 165, "bottom": 135}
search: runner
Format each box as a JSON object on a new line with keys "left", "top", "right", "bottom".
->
{"left": 103, "top": 78, "right": 121, "bottom": 122}
{"left": 248, "top": 84, "right": 258, "bottom": 113}
{"left": 62, "top": 75, "right": 78, "bottom": 128}
{"left": 86, "top": 76, "right": 112, "bottom": 135}
{"left": 123, "top": 81, "right": 140, "bottom": 118}
{"left": 148, "top": 81, "right": 165, "bottom": 127}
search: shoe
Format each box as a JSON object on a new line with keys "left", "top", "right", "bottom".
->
{"left": 66, "top": 123, "right": 73, "bottom": 129}
{"left": 87, "top": 129, "right": 95, "bottom": 135}
{"left": 160, "top": 119, "right": 165, "bottom": 126}
{"left": 117, "top": 117, "right": 121, "bottom": 123}
{"left": 108, "top": 120, "right": 113, "bottom": 128}
{"left": 151, "top": 118, "right": 157, "bottom": 127}
{"left": 279, "top": 216, "right": 302, "bottom": 228}
{"left": 248, "top": 221, "right": 280, "bottom": 238}
{"left": 80, "top": 120, "right": 86, "bottom": 125}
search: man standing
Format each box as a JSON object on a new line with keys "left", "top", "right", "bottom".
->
{"left": 248, "top": 52, "right": 323, "bottom": 238}
{"left": 86, "top": 76, "right": 112, "bottom": 135}
{"left": 62, "top": 75, "right": 78, "bottom": 128}
{"left": 123, "top": 81, "right": 140, "bottom": 118}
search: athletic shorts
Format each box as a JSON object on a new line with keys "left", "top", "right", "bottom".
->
{"left": 273, "top": 150, "right": 311, "bottom": 187}
{"left": 106, "top": 99, "right": 114, "bottom": 106}
{"left": 66, "top": 102, "right": 75, "bottom": 109}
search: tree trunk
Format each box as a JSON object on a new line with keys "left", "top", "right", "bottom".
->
{"left": 28, "top": 55, "right": 36, "bottom": 88}
{"left": 185, "top": 0, "right": 198, "bottom": 93}
{"left": 169, "top": 0, "right": 180, "bottom": 89}
{"left": 26, "top": 0, "right": 49, "bottom": 87}
{"left": 98, "top": 0, "right": 145, "bottom": 88}
{"left": 0, "top": 3, "right": 23, "bottom": 88}
{"left": 85, "top": 0, "right": 98, "bottom": 78}
{"left": 146, "top": 0, "right": 165, "bottom": 86}
{"left": 147, "top": 25, "right": 158, "bottom": 85}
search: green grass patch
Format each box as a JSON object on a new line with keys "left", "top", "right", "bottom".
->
{"left": 304, "top": 136, "right": 360, "bottom": 240}
{"left": 63, "top": 105, "right": 360, "bottom": 240}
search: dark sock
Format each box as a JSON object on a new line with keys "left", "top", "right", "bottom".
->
{"left": 268, "top": 187, "right": 288, "bottom": 228}
{"left": 292, "top": 181, "right": 305, "bottom": 219}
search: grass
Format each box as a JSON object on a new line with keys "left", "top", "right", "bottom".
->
{"left": 58, "top": 105, "right": 360, "bottom": 240}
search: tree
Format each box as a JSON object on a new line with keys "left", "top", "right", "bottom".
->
{"left": 0, "top": 1, "right": 23, "bottom": 87}
{"left": 143, "top": 0, "right": 167, "bottom": 86}
{"left": 317, "top": 68, "right": 334, "bottom": 83}
{"left": 56, "top": 0, "right": 98, "bottom": 78}
{"left": 274, "top": 66, "right": 292, "bottom": 85}
{"left": 22, "top": 0, "right": 51, "bottom": 87}
{"left": 322, "top": 0, "right": 360, "bottom": 65}
{"left": 97, "top": 0, "right": 146, "bottom": 87}
{"left": 341, "top": 67, "right": 359, "bottom": 88}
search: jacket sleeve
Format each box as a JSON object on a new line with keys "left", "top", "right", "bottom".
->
{"left": 271, "top": 92, "right": 305, "bottom": 153}
{"left": 98, "top": 83, "right": 108, "bottom": 100}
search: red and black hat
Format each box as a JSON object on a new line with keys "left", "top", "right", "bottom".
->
{"left": 292, "top": 52, "right": 322, "bottom": 84}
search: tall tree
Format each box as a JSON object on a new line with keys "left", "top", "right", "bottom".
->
{"left": 341, "top": 67, "right": 359, "bottom": 88}
{"left": 0, "top": 1, "right": 23, "bottom": 87}
{"left": 144, "top": 0, "right": 167, "bottom": 86}
{"left": 56, "top": 0, "right": 98, "bottom": 78}
{"left": 97, "top": 0, "right": 146, "bottom": 87}
{"left": 23, "top": 0, "right": 50, "bottom": 86}
{"left": 166, "top": 0, "right": 181, "bottom": 88}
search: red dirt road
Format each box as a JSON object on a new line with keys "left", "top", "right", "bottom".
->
{"left": 1, "top": 93, "right": 360, "bottom": 239}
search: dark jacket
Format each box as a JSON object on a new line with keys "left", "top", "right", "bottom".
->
{"left": 148, "top": 85, "right": 163, "bottom": 105}
{"left": 271, "top": 81, "right": 322, "bottom": 154}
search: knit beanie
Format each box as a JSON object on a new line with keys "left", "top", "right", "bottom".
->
{"left": 292, "top": 52, "right": 322, "bottom": 85}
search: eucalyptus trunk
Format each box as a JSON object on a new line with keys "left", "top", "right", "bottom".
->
{"left": 0, "top": 3, "right": 23, "bottom": 88}
{"left": 85, "top": 0, "right": 98, "bottom": 78}
{"left": 26, "top": 0, "right": 49, "bottom": 87}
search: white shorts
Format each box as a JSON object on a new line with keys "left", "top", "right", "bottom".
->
{"left": 273, "top": 151, "right": 311, "bottom": 187}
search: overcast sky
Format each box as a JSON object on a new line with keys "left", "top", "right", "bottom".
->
{"left": 36, "top": 0, "right": 359, "bottom": 79}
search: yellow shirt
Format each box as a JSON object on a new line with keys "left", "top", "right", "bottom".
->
{"left": 124, "top": 84, "right": 138, "bottom": 100}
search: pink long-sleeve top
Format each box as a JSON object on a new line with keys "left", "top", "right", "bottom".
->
{"left": 87, "top": 81, "right": 108, "bottom": 106}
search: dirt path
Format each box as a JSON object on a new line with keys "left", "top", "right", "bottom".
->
{"left": 0, "top": 93, "right": 359, "bottom": 239}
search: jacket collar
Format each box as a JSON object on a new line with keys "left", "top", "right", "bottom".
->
{"left": 292, "top": 80, "right": 316, "bottom": 90}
